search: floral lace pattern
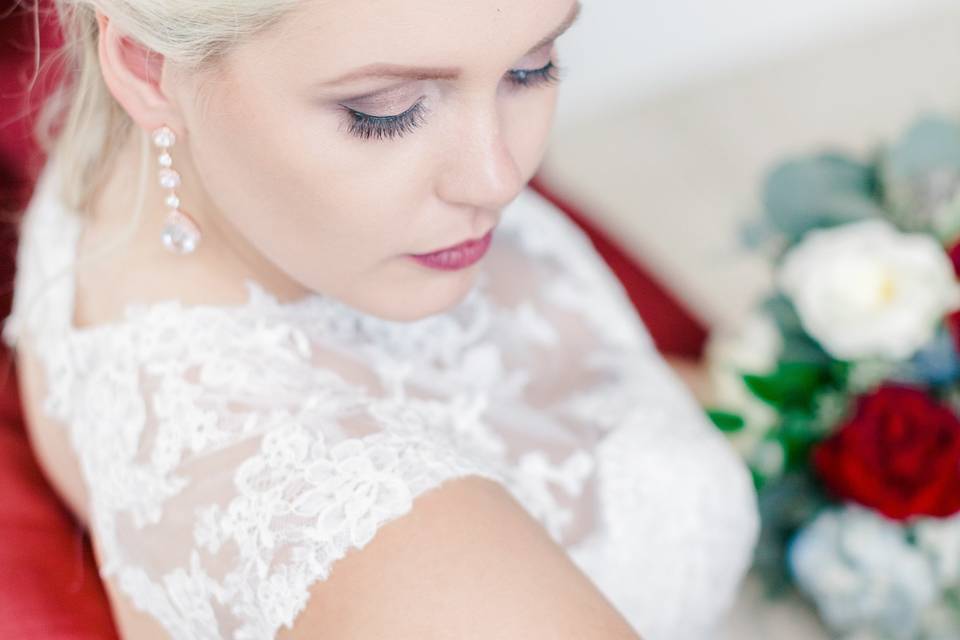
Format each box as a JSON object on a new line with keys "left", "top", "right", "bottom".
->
{"left": 3, "top": 158, "right": 761, "bottom": 640}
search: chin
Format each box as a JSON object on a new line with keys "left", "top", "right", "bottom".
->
{"left": 374, "top": 269, "right": 479, "bottom": 323}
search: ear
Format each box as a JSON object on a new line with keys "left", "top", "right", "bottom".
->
{"left": 95, "top": 10, "right": 183, "bottom": 134}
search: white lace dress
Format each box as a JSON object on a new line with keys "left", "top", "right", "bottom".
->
{"left": 3, "top": 157, "right": 760, "bottom": 640}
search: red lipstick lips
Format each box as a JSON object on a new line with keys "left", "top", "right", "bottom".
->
{"left": 409, "top": 229, "right": 494, "bottom": 271}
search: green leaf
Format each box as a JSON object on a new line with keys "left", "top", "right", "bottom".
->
{"left": 738, "top": 217, "right": 777, "bottom": 250}
{"left": 932, "top": 192, "right": 960, "bottom": 244}
{"left": 706, "top": 409, "right": 746, "bottom": 433}
{"left": 761, "top": 294, "right": 803, "bottom": 335}
{"left": 762, "top": 153, "right": 884, "bottom": 240}
{"left": 885, "top": 114, "right": 960, "bottom": 177}
{"left": 777, "top": 411, "right": 823, "bottom": 470}
{"left": 760, "top": 295, "right": 833, "bottom": 365}
{"left": 779, "top": 333, "right": 831, "bottom": 366}
{"left": 752, "top": 471, "right": 833, "bottom": 597}
{"left": 879, "top": 114, "right": 960, "bottom": 234}
{"left": 743, "top": 361, "right": 828, "bottom": 410}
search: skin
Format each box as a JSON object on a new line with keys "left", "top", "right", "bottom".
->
{"left": 90, "top": 0, "right": 583, "bottom": 323}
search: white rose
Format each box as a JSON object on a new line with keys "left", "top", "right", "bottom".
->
{"left": 788, "top": 504, "right": 938, "bottom": 638}
{"left": 777, "top": 219, "right": 960, "bottom": 361}
{"left": 913, "top": 511, "right": 960, "bottom": 588}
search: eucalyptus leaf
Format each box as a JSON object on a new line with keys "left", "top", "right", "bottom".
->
{"left": 753, "top": 472, "right": 832, "bottom": 598}
{"left": 760, "top": 295, "right": 831, "bottom": 365}
{"left": 762, "top": 153, "right": 884, "bottom": 240}
{"left": 761, "top": 294, "right": 804, "bottom": 335}
{"left": 884, "top": 114, "right": 960, "bottom": 177}
{"left": 932, "top": 191, "right": 960, "bottom": 244}
{"left": 739, "top": 217, "right": 776, "bottom": 250}
{"left": 880, "top": 114, "right": 960, "bottom": 233}
{"left": 779, "top": 333, "right": 831, "bottom": 366}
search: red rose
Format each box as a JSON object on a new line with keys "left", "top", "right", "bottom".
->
{"left": 945, "top": 242, "right": 960, "bottom": 352}
{"left": 812, "top": 384, "right": 960, "bottom": 521}
{"left": 947, "top": 310, "right": 960, "bottom": 355}
{"left": 947, "top": 238, "right": 960, "bottom": 278}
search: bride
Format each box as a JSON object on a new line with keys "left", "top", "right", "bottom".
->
{"left": 5, "top": 0, "right": 760, "bottom": 638}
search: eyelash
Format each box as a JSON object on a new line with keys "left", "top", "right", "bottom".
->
{"left": 341, "top": 60, "right": 566, "bottom": 141}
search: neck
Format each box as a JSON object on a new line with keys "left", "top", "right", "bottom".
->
{"left": 82, "top": 129, "right": 315, "bottom": 307}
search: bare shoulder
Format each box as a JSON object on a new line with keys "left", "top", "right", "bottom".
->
{"left": 278, "top": 475, "right": 642, "bottom": 640}
{"left": 11, "top": 339, "right": 89, "bottom": 526}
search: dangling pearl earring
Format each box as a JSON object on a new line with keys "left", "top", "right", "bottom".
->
{"left": 152, "top": 125, "right": 202, "bottom": 254}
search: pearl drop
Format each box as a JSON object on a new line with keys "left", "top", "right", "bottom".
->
{"left": 159, "top": 168, "right": 181, "bottom": 189}
{"left": 152, "top": 127, "right": 176, "bottom": 148}
{"left": 160, "top": 210, "right": 201, "bottom": 254}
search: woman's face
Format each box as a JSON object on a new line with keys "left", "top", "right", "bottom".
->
{"left": 164, "top": 0, "right": 581, "bottom": 322}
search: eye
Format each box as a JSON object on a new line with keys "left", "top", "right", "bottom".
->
{"left": 341, "top": 59, "right": 566, "bottom": 142}
{"left": 340, "top": 100, "right": 429, "bottom": 141}
{"left": 506, "top": 60, "right": 566, "bottom": 89}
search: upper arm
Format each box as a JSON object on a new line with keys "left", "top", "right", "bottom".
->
{"left": 12, "top": 336, "right": 90, "bottom": 525}
{"left": 278, "top": 474, "right": 642, "bottom": 640}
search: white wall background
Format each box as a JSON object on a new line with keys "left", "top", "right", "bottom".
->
{"left": 543, "top": 0, "right": 960, "bottom": 329}
{"left": 554, "top": 0, "right": 956, "bottom": 131}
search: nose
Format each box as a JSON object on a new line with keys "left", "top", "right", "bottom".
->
{"left": 436, "top": 101, "right": 526, "bottom": 213}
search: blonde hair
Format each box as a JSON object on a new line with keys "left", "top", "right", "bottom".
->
{"left": 1, "top": 0, "right": 298, "bottom": 359}
{"left": 35, "top": 0, "right": 299, "bottom": 216}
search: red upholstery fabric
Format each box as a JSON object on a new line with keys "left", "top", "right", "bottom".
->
{"left": 0, "top": 3, "right": 64, "bottom": 237}
{"left": 0, "top": 352, "right": 120, "bottom": 640}
{"left": 0, "top": 5, "right": 121, "bottom": 639}
{"left": 528, "top": 175, "right": 708, "bottom": 359}
{"left": 0, "top": 3, "right": 710, "bottom": 638}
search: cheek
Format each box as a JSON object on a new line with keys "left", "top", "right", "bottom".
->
{"left": 502, "top": 88, "right": 558, "bottom": 172}
{"left": 191, "top": 88, "right": 422, "bottom": 266}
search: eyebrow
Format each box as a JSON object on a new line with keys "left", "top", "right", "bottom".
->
{"left": 318, "top": 1, "right": 582, "bottom": 87}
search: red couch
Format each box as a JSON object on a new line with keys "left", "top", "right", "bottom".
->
{"left": 0, "top": 4, "right": 709, "bottom": 638}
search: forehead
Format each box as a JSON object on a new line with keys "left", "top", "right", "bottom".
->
{"left": 249, "top": 0, "right": 575, "bottom": 74}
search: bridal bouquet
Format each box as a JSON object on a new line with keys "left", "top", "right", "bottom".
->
{"left": 705, "top": 114, "right": 960, "bottom": 640}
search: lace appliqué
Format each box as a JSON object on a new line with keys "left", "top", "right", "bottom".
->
{"left": 3, "top": 168, "right": 761, "bottom": 640}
